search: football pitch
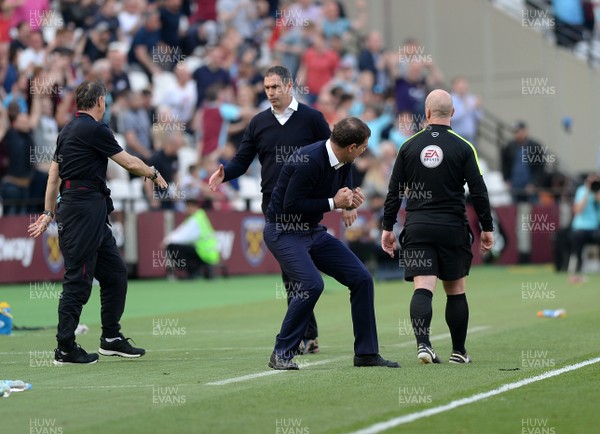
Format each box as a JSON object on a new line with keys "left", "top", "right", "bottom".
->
{"left": 1, "top": 265, "right": 599, "bottom": 434}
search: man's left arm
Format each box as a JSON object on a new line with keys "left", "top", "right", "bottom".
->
{"left": 382, "top": 148, "right": 405, "bottom": 231}
{"left": 464, "top": 147, "right": 494, "bottom": 233}
{"left": 96, "top": 124, "right": 167, "bottom": 188}
{"left": 28, "top": 161, "right": 60, "bottom": 238}
{"left": 381, "top": 147, "right": 406, "bottom": 257}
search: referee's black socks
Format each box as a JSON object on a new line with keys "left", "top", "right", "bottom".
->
{"left": 445, "top": 293, "right": 469, "bottom": 354}
{"left": 410, "top": 288, "right": 433, "bottom": 347}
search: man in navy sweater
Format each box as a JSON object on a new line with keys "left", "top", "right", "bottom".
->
{"left": 265, "top": 117, "right": 400, "bottom": 369}
{"left": 209, "top": 66, "right": 354, "bottom": 354}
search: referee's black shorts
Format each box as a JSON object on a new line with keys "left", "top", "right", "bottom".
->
{"left": 399, "top": 223, "right": 474, "bottom": 281}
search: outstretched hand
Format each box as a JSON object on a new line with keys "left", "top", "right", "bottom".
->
{"left": 28, "top": 214, "right": 53, "bottom": 238}
{"left": 152, "top": 172, "right": 168, "bottom": 189}
{"left": 208, "top": 164, "right": 225, "bottom": 192}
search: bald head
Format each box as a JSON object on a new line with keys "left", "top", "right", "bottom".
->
{"left": 425, "top": 89, "right": 454, "bottom": 121}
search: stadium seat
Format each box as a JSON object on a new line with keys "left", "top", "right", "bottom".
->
{"left": 238, "top": 176, "right": 262, "bottom": 213}
{"left": 177, "top": 146, "right": 197, "bottom": 181}
{"left": 113, "top": 133, "right": 126, "bottom": 149}
{"left": 181, "top": 56, "right": 203, "bottom": 73}
{"left": 107, "top": 158, "right": 129, "bottom": 182}
{"left": 129, "top": 70, "right": 150, "bottom": 92}
{"left": 106, "top": 179, "right": 132, "bottom": 212}
{"left": 228, "top": 196, "right": 247, "bottom": 212}
{"left": 130, "top": 177, "right": 149, "bottom": 213}
{"left": 41, "top": 25, "right": 58, "bottom": 48}
{"left": 129, "top": 177, "right": 144, "bottom": 199}
{"left": 484, "top": 171, "right": 512, "bottom": 207}
{"left": 152, "top": 72, "right": 177, "bottom": 106}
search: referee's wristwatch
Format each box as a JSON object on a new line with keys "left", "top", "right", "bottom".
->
{"left": 42, "top": 210, "right": 55, "bottom": 219}
{"left": 148, "top": 166, "right": 159, "bottom": 181}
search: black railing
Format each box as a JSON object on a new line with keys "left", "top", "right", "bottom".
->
{"left": 475, "top": 108, "right": 514, "bottom": 170}
{"left": 475, "top": 106, "right": 580, "bottom": 197}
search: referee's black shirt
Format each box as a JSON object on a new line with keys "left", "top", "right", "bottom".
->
{"left": 53, "top": 112, "right": 122, "bottom": 184}
{"left": 382, "top": 124, "right": 493, "bottom": 232}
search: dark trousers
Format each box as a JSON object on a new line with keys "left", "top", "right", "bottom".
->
{"left": 56, "top": 213, "right": 127, "bottom": 351}
{"left": 553, "top": 228, "right": 571, "bottom": 272}
{"left": 283, "top": 269, "right": 318, "bottom": 339}
{"left": 262, "top": 195, "right": 318, "bottom": 340}
{"left": 571, "top": 229, "right": 600, "bottom": 273}
{"left": 166, "top": 243, "right": 214, "bottom": 279}
{"left": 264, "top": 223, "right": 379, "bottom": 359}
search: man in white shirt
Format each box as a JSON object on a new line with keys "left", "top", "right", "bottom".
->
{"left": 18, "top": 30, "right": 46, "bottom": 73}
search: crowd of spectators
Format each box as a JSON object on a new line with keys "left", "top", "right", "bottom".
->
{"left": 0, "top": 0, "right": 424, "bottom": 215}
{"left": 0, "top": 1, "right": 582, "bottom": 231}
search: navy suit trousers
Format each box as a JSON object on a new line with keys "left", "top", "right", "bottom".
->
{"left": 264, "top": 223, "right": 379, "bottom": 359}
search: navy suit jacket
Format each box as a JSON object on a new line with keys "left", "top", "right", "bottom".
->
{"left": 266, "top": 141, "right": 352, "bottom": 229}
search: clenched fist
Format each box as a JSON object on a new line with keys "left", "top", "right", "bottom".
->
{"left": 350, "top": 187, "right": 365, "bottom": 209}
{"left": 333, "top": 187, "right": 353, "bottom": 209}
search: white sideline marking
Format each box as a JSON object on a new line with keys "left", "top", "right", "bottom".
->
{"left": 0, "top": 327, "right": 492, "bottom": 356}
{"left": 205, "top": 326, "right": 491, "bottom": 386}
{"left": 206, "top": 357, "right": 346, "bottom": 386}
{"left": 207, "top": 370, "right": 283, "bottom": 385}
{"left": 347, "top": 356, "right": 600, "bottom": 434}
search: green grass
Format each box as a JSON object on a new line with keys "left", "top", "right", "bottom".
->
{"left": 1, "top": 265, "right": 599, "bottom": 433}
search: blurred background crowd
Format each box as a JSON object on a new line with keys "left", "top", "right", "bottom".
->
{"left": 0, "top": 0, "right": 598, "bottom": 276}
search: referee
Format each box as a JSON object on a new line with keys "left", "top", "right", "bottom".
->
{"left": 28, "top": 81, "right": 168, "bottom": 365}
{"left": 381, "top": 89, "right": 494, "bottom": 365}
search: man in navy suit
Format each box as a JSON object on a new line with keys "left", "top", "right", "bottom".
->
{"left": 209, "top": 66, "right": 355, "bottom": 354}
{"left": 265, "top": 117, "right": 399, "bottom": 369}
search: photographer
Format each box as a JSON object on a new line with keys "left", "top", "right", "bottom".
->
{"left": 569, "top": 173, "right": 600, "bottom": 284}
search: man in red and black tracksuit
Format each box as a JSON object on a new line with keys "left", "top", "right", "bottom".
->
{"left": 381, "top": 89, "right": 494, "bottom": 365}
{"left": 29, "top": 81, "right": 167, "bottom": 365}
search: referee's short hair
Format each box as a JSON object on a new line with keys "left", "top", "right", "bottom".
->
{"left": 75, "top": 81, "right": 107, "bottom": 111}
{"left": 331, "top": 117, "right": 371, "bottom": 148}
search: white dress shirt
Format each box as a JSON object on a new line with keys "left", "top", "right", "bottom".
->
{"left": 325, "top": 139, "right": 345, "bottom": 210}
{"left": 271, "top": 97, "right": 298, "bottom": 125}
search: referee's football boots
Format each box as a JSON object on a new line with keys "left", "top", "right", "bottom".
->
{"left": 417, "top": 344, "right": 442, "bottom": 364}
{"left": 99, "top": 334, "right": 146, "bottom": 358}
{"left": 54, "top": 345, "right": 99, "bottom": 365}
{"left": 449, "top": 350, "right": 472, "bottom": 364}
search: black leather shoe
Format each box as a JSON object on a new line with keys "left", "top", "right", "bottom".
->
{"left": 354, "top": 354, "right": 400, "bottom": 368}
{"left": 54, "top": 345, "right": 99, "bottom": 365}
{"left": 268, "top": 353, "right": 299, "bottom": 370}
